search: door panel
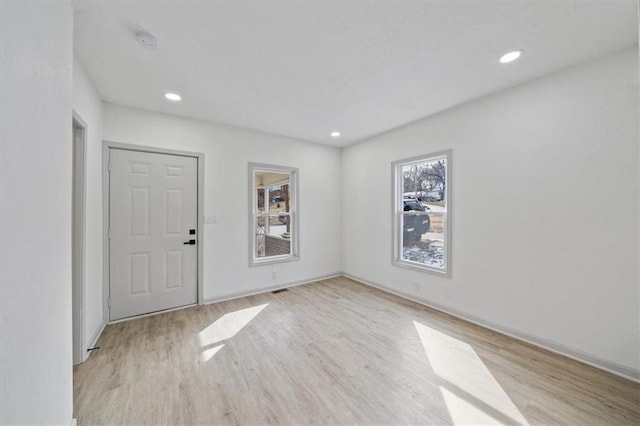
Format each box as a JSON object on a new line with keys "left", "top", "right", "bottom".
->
{"left": 109, "top": 149, "right": 198, "bottom": 320}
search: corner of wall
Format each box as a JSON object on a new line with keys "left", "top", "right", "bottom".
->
{"left": 72, "top": 53, "right": 106, "bottom": 360}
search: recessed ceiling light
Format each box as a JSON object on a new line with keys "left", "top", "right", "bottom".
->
{"left": 164, "top": 92, "right": 182, "bottom": 102}
{"left": 330, "top": 131, "right": 341, "bottom": 137}
{"left": 499, "top": 49, "right": 523, "bottom": 64}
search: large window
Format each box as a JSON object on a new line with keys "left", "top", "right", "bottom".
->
{"left": 392, "top": 151, "right": 450, "bottom": 276}
{"left": 249, "top": 163, "right": 299, "bottom": 266}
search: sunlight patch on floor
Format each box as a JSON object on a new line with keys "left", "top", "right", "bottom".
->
{"left": 414, "top": 321, "right": 529, "bottom": 426}
{"left": 201, "top": 343, "right": 225, "bottom": 362}
{"left": 198, "top": 303, "right": 268, "bottom": 362}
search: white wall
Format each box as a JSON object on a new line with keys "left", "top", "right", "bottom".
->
{"left": 342, "top": 47, "right": 639, "bottom": 378}
{"left": 103, "top": 104, "right": 342, "bottom": 303}
{"left": 0, "top": 2, "right": 74, "bottom": 424}
{"left": 72, "top": 58, "right": 105, "bottom": 358}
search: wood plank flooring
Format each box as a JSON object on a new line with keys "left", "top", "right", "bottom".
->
{"left": 74, "top": 277, "right": 640, "bottom": 425}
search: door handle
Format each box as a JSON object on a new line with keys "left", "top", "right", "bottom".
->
{"left": 183, "top": 239, "right": 196, "bottom": 245}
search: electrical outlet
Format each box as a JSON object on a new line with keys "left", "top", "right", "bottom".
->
{"left": 413, "top": 282, "right": 421, "bottom": 291}
{"left": 204, "top": 215, "right": 217, "bottom": 224}
{"left": 271, "top": 271, "right": 277, "bottom": 280}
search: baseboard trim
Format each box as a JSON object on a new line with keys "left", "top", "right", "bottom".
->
{"left": 90, "top": 271, "right": 639, "bottom": 382}
{"left": 202, "top": 273, "right": 343, "bottom": 305}
{"left": 83, "top": 321, "right": 107, "bottom": 362}
{"left": 103, "top": 274, "right": 342, "bottom": 326}
{"left": 343, "top": 273, "right": 640, "bottom": 383}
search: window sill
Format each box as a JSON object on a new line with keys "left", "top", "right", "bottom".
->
{"left": 250, "top": 254, "right": 299, "bottom": 267}
{"left": 392, "top": 258, "right": 451, "bottom": 278}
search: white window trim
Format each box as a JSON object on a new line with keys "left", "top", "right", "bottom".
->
{"left": 248, "top": 162, "right": 299, "bottom": 267}
{"left": 391, "top": 150, "right": 452, "bottom": 277}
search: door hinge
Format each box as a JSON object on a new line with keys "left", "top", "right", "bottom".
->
{"left": 108, "top": 297, "right": 111, "bottom": 307}
{"left": 107, "top": 161, "right": 111, "bottom": 172}
{"left": 108, "top": 228, "right": 111, "bottom": 239}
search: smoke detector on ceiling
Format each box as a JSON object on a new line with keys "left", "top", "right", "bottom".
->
{"left": 135, "top": 32, "right": 159, "bottom": 50}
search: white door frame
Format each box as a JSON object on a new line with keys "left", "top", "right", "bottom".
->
{"left": 102, "top": 141, "right": 205, "bottom": 322}
{"left": 72, "top": 113, "right": 87, "bottom": 364}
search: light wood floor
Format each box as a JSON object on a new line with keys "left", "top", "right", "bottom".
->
{"left": 74, "top": 277, "right": 640, "bottom": 425}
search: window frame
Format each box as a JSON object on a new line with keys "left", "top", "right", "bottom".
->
{"left": 391, "top": 150, "right": 452, "bottom": 277}
{"left": 248, "top": 162, "right": 299, "bottom": 267}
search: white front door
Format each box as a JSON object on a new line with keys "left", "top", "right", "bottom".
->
{"left": 109, "top": 148, "right": 198, "bottom": 320}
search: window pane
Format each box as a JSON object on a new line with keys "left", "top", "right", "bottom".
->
{"left": 268, "top": 183, "right": 290, "bottom": 213}
{"left": 250, "top": 164, "right": 298, "bottom": 266}
{"left": 256, "top": 215, "right": 266, "bottom": 257}
{"left": 257, "top": 188, "right": 265, "bottom": 213}
{"left": 395, "top": 152, "right": 449, "bottom": 274}
{"left": 267, "top": 213, "right": 290, "bottom": 237}
{"left": 257, "top": 213, "right": 292, "bottom": 257}
{"left": 401, "top": 212, "right": 445, "bottom": 269}
{"left": 401, "top": 159, "right": 446, "bottom": 203}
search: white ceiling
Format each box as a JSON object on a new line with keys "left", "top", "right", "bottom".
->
{"left": 72, "top": 1, "right": 638, "bottom": 147}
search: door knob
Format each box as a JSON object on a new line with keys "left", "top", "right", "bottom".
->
{"left": 183, "top": 239, "right": 196, "bottom": 245}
